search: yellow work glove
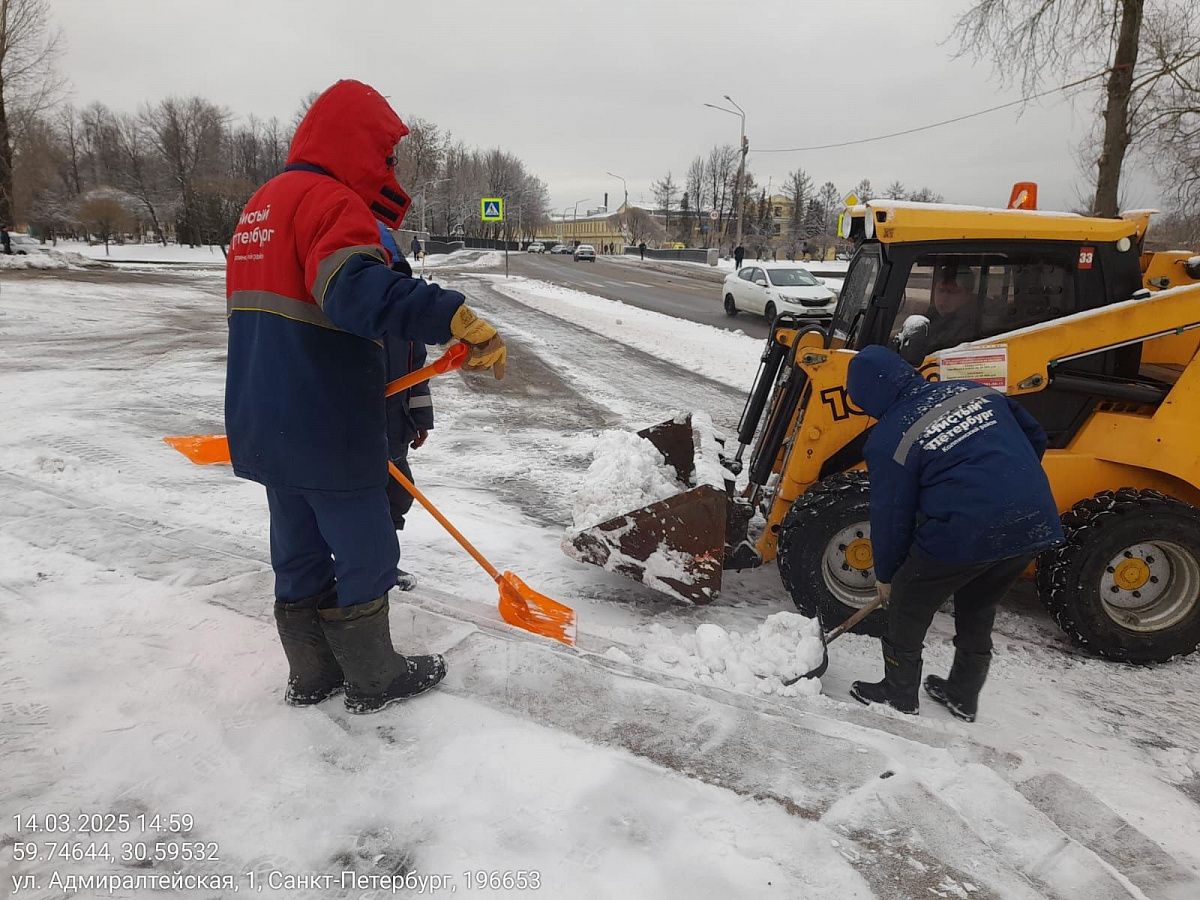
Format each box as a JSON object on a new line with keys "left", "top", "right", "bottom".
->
{"left": 450, "top": 305, "right": 507, "bottom": 381}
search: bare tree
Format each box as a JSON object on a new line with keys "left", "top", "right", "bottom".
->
{"left": 0, "top": 0, "right": 64, "bottom": 224}
{"left": 609, "top": 207, "right": 662, "bottom": 246}
{"left": 394, "top": 116, "right": 444, "bottom": 210}
{"left": 113, "top": 112, "right": 169, "bottom": 243}
{"left": 884, "top": 179, "right": 907, "bottom": 199}
{"left": 951, "top": 0, "right": 1200, "bottom": 217}
{"left": 651, "top": 171, "right": 679, "bottom": 226}
{"left": 1141, "top": 5, "right": 1200, "bottom": 208}
{"left": 706, "top": 143, "right": 738, "bottom": 246}
{"left": 194, "top": 175, "right": 255, "bottom": 254}
{"left": 290, "top": 91, "right": 320, "bottom": 130}
{"left": 77, "top": 188, "right": 133, "bottom": 254}
{"left": 685, "top": 155, "right": 708, "bottom": 244}
{"left": 261, "top": 116, "right": 288, "bottom": 174}
{"left": 907, "top": 186, "right": 946, "bottom": 203}
{"left": 142, "top": 97, "right": 229, "bottom": 245}
{"left": 817, "top": 182, "right": 840, "bottom": 235}
{"left": 852, "top": 178, "right": 873, "bottom": 202}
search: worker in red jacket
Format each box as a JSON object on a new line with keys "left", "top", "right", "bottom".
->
{"left": 225, "top": 80, "right": 506, "bottom": 715}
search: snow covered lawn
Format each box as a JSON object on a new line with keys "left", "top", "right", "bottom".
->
{"left": 2, "top": 267, "right": 1200, "bottom": 898}
{"left": 52, "top": 239, "right": 228, "bottom": 265}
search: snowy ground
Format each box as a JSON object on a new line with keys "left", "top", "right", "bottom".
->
{"left": 53, "top": 239, "right": 228, "bottom": 266}
{"left": 2, "top": 263, "right": 1199, "bottom": 899}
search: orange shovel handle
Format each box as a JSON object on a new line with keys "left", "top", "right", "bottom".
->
{"left": 387, "top": 460, "right": 501, "bottom": 583}
{"left": 385, "top": 342, "right": 469, "bottom": 399}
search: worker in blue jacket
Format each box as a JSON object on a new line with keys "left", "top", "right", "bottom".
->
{"left": 378, "top": 224, "right": 433, "bottom": 592}
{"left": 845, "top": 346, "right": 1063, "bottom": 721}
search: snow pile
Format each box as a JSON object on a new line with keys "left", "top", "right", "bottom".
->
{"left": 630, "top": 613, "right": 825, "bottom": 697}
{"left": 52, "top": 239, "right": 226, "bottom": 264}
{"left": 421, "top": 250, "right": 504, "bottom": 270}
{"left": 0, "top": 248, "right": 107, "bottom": 269}
{"left": 688, "top": 409, "right": 734, "bottom": 489}
{"left": 572, "top": 429, "right": 681, "bottom": 529}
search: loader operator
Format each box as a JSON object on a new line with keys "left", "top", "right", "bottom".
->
{"left": 845, "top": 346, "right": 1062, "bottom": 721}
{"left": 225, "top": 80, "right": 507, "bottom": 715}
{"left": 925, "top": 261, "right": 976, "bottom": 348}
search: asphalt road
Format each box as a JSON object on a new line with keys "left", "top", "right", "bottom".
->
{"left": 502, "top": 251, "right": 773, "bottom": 340}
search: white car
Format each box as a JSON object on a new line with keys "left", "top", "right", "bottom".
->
{"left": 722, "top": 264, "right": 836, "bottom": 321}
{"left": 527, "top": 241, "right": 545, "bottom": 253}
{"left": 573, "top": 244, "right": 596, "bottom": 262}
{"left": 8, "top": 233, "right": 45, "bottom": 254}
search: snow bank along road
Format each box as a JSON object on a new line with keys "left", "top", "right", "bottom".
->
{"left": 2, "top": 265, "right": 1200, "bottom": 899}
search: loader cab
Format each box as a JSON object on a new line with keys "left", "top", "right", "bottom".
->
{"left": 834, "top": 238, "right": 1143, "bottom": 358}
{"left": 831, "top": 200, "right": 1152, "bottom": 448}
{"left": 831, "top": 202, "right": 1148, "bottom": 360}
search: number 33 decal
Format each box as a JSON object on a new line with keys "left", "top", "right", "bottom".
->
{"left": 1078, "top": 246, "right": 1095, "bottom": 269}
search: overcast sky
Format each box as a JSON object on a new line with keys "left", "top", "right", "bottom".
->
{"left": 53, "top": 0, "right": 1161, "bottom": 214}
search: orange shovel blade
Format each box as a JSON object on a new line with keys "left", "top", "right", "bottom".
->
{"left": 164, "top": 434, "right": 231, "bottom": 465}
{"left": 498, "top": 571, "right": 577, "bottom": 646}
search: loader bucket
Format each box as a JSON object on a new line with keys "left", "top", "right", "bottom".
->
{"left": 563, "top": 415, "right": 738, "bottom": 604}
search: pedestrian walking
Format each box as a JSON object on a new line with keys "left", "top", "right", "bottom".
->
{"left": 845, "top": 346, "right": 1063, "bottom": 721}
{"left": 410, "top": 234, "right": 422, "bottom": 260}
{"left": 733, "top": 244, "right": 745, "bottom": 268}
{"left": 225, "top": 80, "right": 508, "bottom": 715}
{"left": 1, "top": 226, "right": 11, "bottom": 255}
{"left": 638, "top": 241, "right": 646, "bottom": 261}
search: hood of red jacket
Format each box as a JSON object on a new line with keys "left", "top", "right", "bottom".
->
{"left": 286, "top": 80, "right": 412, "bottom": 227}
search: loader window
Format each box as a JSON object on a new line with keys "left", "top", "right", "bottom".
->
{"left": 833, "top": 246, "right": 882, "bottom": 342}
{"left": 888, "top": 253, "right": 1076, "bottom": 353}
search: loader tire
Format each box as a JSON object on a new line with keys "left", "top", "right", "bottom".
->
{"left": 778, "top": 472, "right": 886, "bottom": 636}
{"left": 1037, "top": 489, "right": 1200, "bottom": 663}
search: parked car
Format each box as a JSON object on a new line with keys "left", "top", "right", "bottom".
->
{"left": 8, "top": 234, "right": 44, "bottom": 255}
{"left": 527, "top": 241, "right": 545, "bottom": 253}
{"left": 573, "top": 244, "right": 596, "bottom": 262}
{"left": 549, "top": 243, "right": 571, "bottom": 254}
{"left": 722, "top": 264, "right": 836, "bottom": 321}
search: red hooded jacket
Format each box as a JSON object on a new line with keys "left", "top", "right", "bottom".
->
{"left": 225, "top": 80, "right": 464, "bottom": 493}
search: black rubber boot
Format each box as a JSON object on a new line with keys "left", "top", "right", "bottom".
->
{"left": 850, "top": 640, "right": 922, "bottom": 715}
{"left": 924, "top": 650, "right": 991, "bottom": 722}
{"left": 275, "top": 586, "right": 344, "bottom": 706}
{"left": 319, "top": 595, "right": 447, "bottom": 714}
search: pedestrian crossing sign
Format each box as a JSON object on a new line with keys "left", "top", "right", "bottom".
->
{"left": 481, "top": 197, "right": 504, "bottom": 222}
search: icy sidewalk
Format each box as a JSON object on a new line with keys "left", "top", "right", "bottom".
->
{"left": 0, "top": 530, "right": 869, "bottom": 899}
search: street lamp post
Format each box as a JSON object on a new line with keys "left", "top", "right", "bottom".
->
{"left": 572, "top": 198, "right": 591, "bottom": 250}
{"left": 605, "top": 172, "right": 628, "bottom": 211}
{"left": 704, "top": 95, "right": 748, "bottom": 254}
{"left": 561, "top": 198, "right": 589, "bottom": 247}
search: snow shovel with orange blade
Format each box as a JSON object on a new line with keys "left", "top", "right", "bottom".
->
{"left": 163, "top": 343, "right": 472, "bottom": 466}
{"left": 387, "top": 459, "right": 577, "bottom": 646}
{"left": 163, "top": 342, "right": 577, "bottom": 646}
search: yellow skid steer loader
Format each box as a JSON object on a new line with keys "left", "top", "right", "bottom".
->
{"left": 565, "top": 198, "right": 1200, "bottom": 663}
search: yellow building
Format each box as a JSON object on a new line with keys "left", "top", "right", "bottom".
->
{"left": 536, "top": 208, "right": 627, "bottom": 252}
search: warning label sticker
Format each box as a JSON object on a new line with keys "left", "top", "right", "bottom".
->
{"left": 937, "top": 344, "right": 1008, "bottom": 392}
